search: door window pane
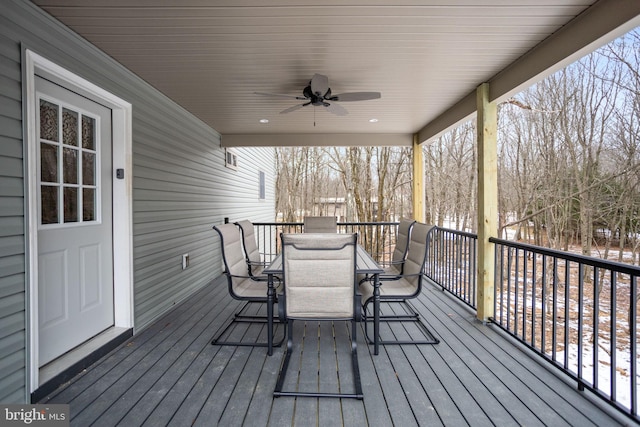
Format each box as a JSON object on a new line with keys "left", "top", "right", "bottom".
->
{"left": 40, "top": 100, "right": 59, "bottom": 142}
{"left": 83, "top": 152, "right": 95, "bottom": 186}
{"left": 41, "top": 186, "right": 58, "bottom": 224}
{"left": 64, "top": 187, "right": 78, "bottom": 223}
{"left": 82, "top": 116, "right": 95, "bottom": 150}
{"left": 83, "top": 188, "right": 95, "bottom": 221}
{"left": 41, "top": 143, "right": 58, "bottom": 183}
{"left": 63, "top": 108, "right": 78, "bottom": 146}
{"left": 63, "top": 148, "right": 78, "bottom": 184}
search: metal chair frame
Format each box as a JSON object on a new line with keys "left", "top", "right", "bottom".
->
{"left": 211, "top": 223, "right": 284, "bottom": 348}
{"left": 360, "top": 222, "right": 440, "bottom": 346}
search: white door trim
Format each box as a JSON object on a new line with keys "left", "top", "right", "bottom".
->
{"left": 23, "top": 49, "right": 133, "bottom": 392}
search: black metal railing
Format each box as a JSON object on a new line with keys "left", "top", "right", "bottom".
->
{"left": 490, "top": 237, "right": 640, "bottom": 421}
{"left": 425, "top": 227, "right": 477, "bottom": 309}
{"left": 252, "top": 221, "right": 399, "bottom": 265}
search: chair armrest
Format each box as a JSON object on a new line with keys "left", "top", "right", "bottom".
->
{"left": 256, "top": 273, "right": 283, "bottom": 283}
{"left": 277, "top": 293, "right": 286, "bottom": 323}
{"left": 228, "top": 273, "right": 252, "bottom": 279}
{"left": 376, "top": 272, "right": 422, "bottom": 283}
{"left": 354, "top": 293, "right": 362, "bottom": 321}
{"left": 247, "top": 260, "right": 269, "bottom": 268}
{"left": 378, "top": 259, "right": 403, "bottom": 268}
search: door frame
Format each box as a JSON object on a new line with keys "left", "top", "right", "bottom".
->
{"left": 23, "top": 49, "right": 134, "bottom": 392}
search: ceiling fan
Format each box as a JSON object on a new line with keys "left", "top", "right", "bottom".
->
{"left": 255, "top": 73, "right": 381, "bottom": 116}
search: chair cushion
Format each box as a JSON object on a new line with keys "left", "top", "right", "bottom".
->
{"left": 237, "top": 220, "right": 262, "bottom": 266}
{"left": 282, "top": 233, "right": 356, "bottom": 319}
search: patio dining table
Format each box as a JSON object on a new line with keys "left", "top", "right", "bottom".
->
{"left": 263, "top": 244, "right": 384, "bottom": 355}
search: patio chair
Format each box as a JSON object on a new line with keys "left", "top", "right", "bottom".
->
{"left": 386, "top": 218, "right": 416, "bottom": 275}
{"left": 236, "top": 220, "right": 269, "bottom": 278}
{"left": 274, "top": 233, "right": 363, "bottom": 399}
{"left": 303, "top": 216, "right": 338, "bottom": 233}
{"left": 359, "top": 222, "right": 440, "bottom": 346}
{"left": 359, "top": 218, "right": 416, "bottom": 286}
{"left": 211, "top": 223, "right": 283, "bottom": 347}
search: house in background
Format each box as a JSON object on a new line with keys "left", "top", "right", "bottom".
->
{"left": 0, "top": 0, "right": 638, "bottom": 405}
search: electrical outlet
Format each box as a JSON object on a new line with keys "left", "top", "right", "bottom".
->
{"left": 182, "top": 253, "right": 189, "bottom": 270}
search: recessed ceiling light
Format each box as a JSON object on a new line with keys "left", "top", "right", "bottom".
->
{"left": 369, "top": 118, "right": 379, "bottom": 123}
{"left": 259, "top": 119, "right": 269, "bottom": 123}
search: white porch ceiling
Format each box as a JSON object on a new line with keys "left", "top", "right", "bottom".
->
{"left": 31, "top": 0, "right": 640, "bottom": 146}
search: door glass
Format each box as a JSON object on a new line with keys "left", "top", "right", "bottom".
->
{"left": 63, "top": 108, "right": 78, "bottom": 146}
{"left": 39, "top": 98, "right": 99, "bottom": 227}
{"left": 40, "top": 142, "right": 58, "bottom": 183}
{"left": 83, "top": 188, "right": 95, "bottom": 221}
{"left": 83, "top": 152, "right": 95, "bottom": 186}
{"left": 82, "top": 116, "right": 95, "bottom": 150}
{"left": 63, "top": 147, "right": 78, "bottom": 184}
{"left": 64, "top": 187, "right": 78, "bottom": 223}
{"left": 41, "top": 186, "right": 58, "bottom": 224}
{"left": 40, "top": 100, "right": 59, "bottom": 142}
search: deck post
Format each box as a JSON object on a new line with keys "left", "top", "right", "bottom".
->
{"left": 412, "top": 133, "right": 425, "bottom": 222}
{"left": 476, "top": 83, "right": 497, "bottom": 322}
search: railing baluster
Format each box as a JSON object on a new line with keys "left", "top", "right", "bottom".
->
{"left": 499, "top": 243, "right": 505, "bottom": 324}
{"left": 578, "top": 263, "right": 584, "bottom": 390}
{"left": 631, "top": 275, "right": 637, "bottom": 416}
{"left": 541, "top": 254, "right": 546, "bottom": 356}
{"left": 565, "top": 259, "right": 571, "bottom": 371}
{"left": 593, "top": 266, "right": 599, "bottom": 391}
{"left": 531, "top": 250, "right": 537, "bottom": 349}
{"left": 552, "top": 256, "right": 558, "bottom": 363}
{"left": 523, "top": 248, "right": 528, "bottom": 342}
{"left": 611, "top": 271, "right": 617, "bottom": 403}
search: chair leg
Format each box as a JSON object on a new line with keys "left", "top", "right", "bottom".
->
{"left": 274, "top": 319, "right": 364, "bottom": 399}
{"left": 362, "top": 300, "right": 439, "bottom": 346}
{"left": 273, "top": 319, "right": 294, "bottom": 396}
{"left": 351, "top": 317, "right": 363, "bottom": 399}
{"left": 232, "top": 300, "right": 282, "bottom": 322}
{"left": 376, "top": 298, "right": 420, "bottom": 321}
{"left": 212, "top": 301, "right": 285, "bottom": 348}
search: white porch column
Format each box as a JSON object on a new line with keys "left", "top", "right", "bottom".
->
{"left": 412, "top": 134, "right": 425, "bottom": 222}
{"left": 476, "top": 83, "right": 498, "bottom": 322}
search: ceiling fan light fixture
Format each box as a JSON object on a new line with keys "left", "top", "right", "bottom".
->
{"left": 259, "top": 118, "right": 269, "bottom": 123}
{"left": 369, "top": 118, "right": 379, "bottom": 123}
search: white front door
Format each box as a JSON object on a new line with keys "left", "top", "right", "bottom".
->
{"left": 36, "top": 76, "right": 114, "bottom": 366}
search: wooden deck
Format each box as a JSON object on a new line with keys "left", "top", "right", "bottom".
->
{"left": 39, "top": 276, "right": 629, "bottom": 426}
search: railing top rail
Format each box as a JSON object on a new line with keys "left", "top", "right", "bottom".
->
{"left": 253, "top": 221, "right": 399, "bottom": 227}
{"left": 490, "top": 236, "right": 640, "bottom": 276}
{"left": 434, "top": 227, "right": 477, "bottom": 239}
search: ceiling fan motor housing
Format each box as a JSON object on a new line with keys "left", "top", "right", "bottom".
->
{"left": 303, "top": 84, "right": 332, "bottom": 105}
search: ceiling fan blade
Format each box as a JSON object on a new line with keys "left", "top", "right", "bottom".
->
{"left": 325, "top": 102, "right": 348, "bottom": 116}
{"left": 280, "top": 103, "right": 308, "bottom": 114}
{"left": 254, "top": 92, "right": 305, "bottom": 100}
{"left": 310, "top": 73, "right": 329, "bottom": 96}
{"left": 331, "top": 92, "right": 381, "bottom": 102}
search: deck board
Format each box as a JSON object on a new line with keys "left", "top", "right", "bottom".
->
{"left": 39, "top": 276, "right": 630, "bottom": 426}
